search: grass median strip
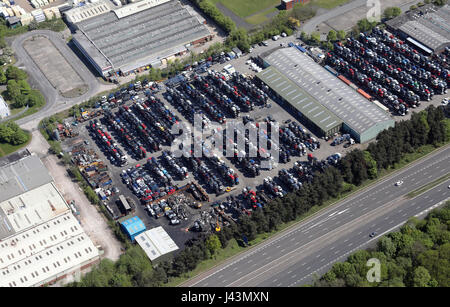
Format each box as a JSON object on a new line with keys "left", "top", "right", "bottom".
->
{"left": 406, "top": 173, "right": 450, "bottom": 199}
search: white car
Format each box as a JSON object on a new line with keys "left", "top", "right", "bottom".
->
{"left": 395, "top": 180, "right": 403, "bottom": 186}
{"left": 442, "top": 97, "right": 449, "bottom": 105}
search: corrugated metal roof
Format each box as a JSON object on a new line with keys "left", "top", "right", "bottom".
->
{"left": 121, "top": 216, "right": 146, "bottom": 237}
{"left": 257, "top": 66, "right": 342, "bottom": 132}
{"left": 0, "top": 155, "right": 53, "bottom": 204}
{"left": 74, "top": 0, "right": 210, "bottom": 73}
{"left": 263, "top": 47, "right": 393, "bottom": 135}
{"left": 135, "top": 227, "right": 179, "bottom": 261}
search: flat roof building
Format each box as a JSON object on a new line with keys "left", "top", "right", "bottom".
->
{"left": 71, "top": 0, "right": 212, "bottom": 77}
{"left": 135, "top": 226, "right": 179, "bottom": 261}
{"left": 120, "top": 216, "right": 146, "bottom": 242}
{"left": 386, "top": 4, "right": 450, "bottom": 53}
{"left": 0, "top": 154, "right": 100, "bottom": 287}
{"left": 0, "top": 95, "right": 10, "bottom": 118}
{"left": 257, "top": 47, "right": 395, "bottom": 143}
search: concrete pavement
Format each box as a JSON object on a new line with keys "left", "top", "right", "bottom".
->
{"left": 10, "top": 30, "right": 115, "bottom": 130}
{"left": 182, "top": 145, "right": 450, "bottom": 287}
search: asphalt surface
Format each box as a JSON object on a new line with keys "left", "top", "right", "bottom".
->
{"left": 10, "top": 30, "right": 114, "bottom": 129}
{"left": 182, "top": 145, "right": 450, "bottom": 287}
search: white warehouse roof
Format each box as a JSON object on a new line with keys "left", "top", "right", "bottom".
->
{"left": 0, "top": 211, "right": 99, "bottom": 287}
{"left": 135, "top": 227, "right": 178, "bottom": 261}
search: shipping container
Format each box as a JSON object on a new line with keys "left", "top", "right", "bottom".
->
{"left": 323, "top": 65, "right": 338, "bottom": 76}
{"left": 337, "top": 75, "right": 352, "bottom": 86}
{"left": 357, "top": 88, "right": 372, "bottom": 100}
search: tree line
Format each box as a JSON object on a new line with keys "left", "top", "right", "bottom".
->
{"left": 1, "top": 66, "right": 45, "bottom": 109}
{"left": 0, "top": 121, "right": 29, "bottom": 146}
{"left": 313, "top": 202, "right": 450, "bottom": 287}
{"left": 68, "top": 106, "right": 449, "bottom": 287}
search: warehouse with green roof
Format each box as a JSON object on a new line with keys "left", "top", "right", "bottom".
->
{"left": 256, "top": 47, "right": 395, "bottom": 143}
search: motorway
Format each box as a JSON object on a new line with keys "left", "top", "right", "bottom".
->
{"left": 182, "top": 145, "right": 450, "bottom": 287}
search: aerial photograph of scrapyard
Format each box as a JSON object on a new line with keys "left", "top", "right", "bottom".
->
{"left": 0, "top": 0, "right": 448, "bottom": 296}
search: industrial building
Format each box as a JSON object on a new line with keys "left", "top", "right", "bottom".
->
{"left": 135, "top": 226, "right": 179, "bottom": 262}
{"left": 71, "top": 0, "right": 212, "bottom": 77}
{"left": 0, "top": 95, "right": 10, "bottom": 119}
{"left": 0, "top": 153, "right": 100, "bottom": 287}
{"left": 281, "top": 0, "right": 309, "bottom": 10}
{"left": 257, "top": 47, "right": 395, "bottom": 143}
{"left": 120, "top": 216, "right": 146, "bottom": 242}
{"left": 386, "top": 4, "right": 450, "bottom": 54}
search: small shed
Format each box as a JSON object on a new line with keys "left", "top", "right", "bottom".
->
{"left": 232, "top": 47, "right": 242, "bottom": 57}
{"left": 120, "top": 216, "right": 146, "bottom": 242}
{"left": 6, "top": 16, "right": 21, "bottom": 28}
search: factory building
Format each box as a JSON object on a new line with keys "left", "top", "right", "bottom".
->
{"left": 257, "top": 47, "right": 395, "bottom": 143}
{"left": 0, "top": 153, "right": 100, "bottom": 287}
{"left": 71, "top": 0, "right": 212, "bottom": 77}
{"left": 281, "top": 0, "right": 309, "bottom": 10}
{"left": 386, "top": 4, "right": 450, "bottom": 54}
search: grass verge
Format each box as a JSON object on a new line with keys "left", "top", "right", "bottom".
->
{"left": 0, "top": 130, "right": 31, "bottom": 157}
{"left": 406, "top": 173, "right": 450, "bottom": 198}
{"left": 169, "top": 141, "right": 449, "bottom": 286}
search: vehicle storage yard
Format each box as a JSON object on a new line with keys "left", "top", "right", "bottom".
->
{"left": 54, "top": 21, "right": 448, "bottom": 251}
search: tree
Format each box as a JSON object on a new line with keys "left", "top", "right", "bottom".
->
{"left": 300, "top": 31, "right": 309, "bottom": 42}
{"left": 337, "top": 30, "right": 346, "bottom": 41}
{"left": 205, "top": 234, "right": 221, "bottom": 256}
{"left": 327, "top": 30, "right": 337, "bottom": 42}
{"left": 433, "top": 0, "right": 446, "bottom": 5}
{"left": 378, "top": 236, "right": 397, "bottom": 258}
{"left": 383, "top": 7, "right": 402, "bottom": 19}
{"left": 310, "top": 32, "right": 321, "bottom": 44}
{"left": 0, "top": 69, "right": 6, "bottom": 84}
{"left": 6, "top": 79, "right": 21, "bottom": 101}
{"left": 413, "top": 266, "right": 432, "bottom": 287}
{"left": 5, "top": 66, "right": 27, "bottom": 81}
{"left": 357, "top": 18, "right": 378, "bottom": 33}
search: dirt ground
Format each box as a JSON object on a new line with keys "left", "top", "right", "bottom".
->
{"left": 25, "top": 130, "right": 123, "bottom": 262}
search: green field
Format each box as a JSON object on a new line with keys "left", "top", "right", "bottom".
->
{"left": 211, "top": 0, "right": 280, "bottom": 18}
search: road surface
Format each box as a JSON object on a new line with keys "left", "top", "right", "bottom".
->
{"left": 182, "top": 145, "right": 450, "bottom": 287}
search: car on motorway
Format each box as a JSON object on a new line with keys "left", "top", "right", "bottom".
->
{"left": 448, "top": 184, "right": 450, "bottom": 189}
{"left": 369, "top": 232, "right": 378, "bottom": 237}
{"left": 395, "top": 180, "right": 403, "bottom": 186}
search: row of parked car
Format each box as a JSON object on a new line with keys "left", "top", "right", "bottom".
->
{"left": 120, "top": 163, "right": 177, "bottom": 205}
{"left": 327, "top": 27, "right": 448, "bottom": 116}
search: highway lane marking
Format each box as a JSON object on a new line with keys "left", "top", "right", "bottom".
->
{"left": 218, "top": 274, "right": 223, "bottom": 279}
{"left": 232, "top": 267, "right": 237, "bottom": 271}
{"left": 185, "top": 156, "right": 450, "bottom": 287}
{"left": 288, "top": 198, "right": 450, "bottom": 287}
{"left": 290, "top": 237, "right": 296, "bottom": 242}
{"left": 291, "top": 274, "right": 297, "bottom": 279}
{"left": 348, "top": 243, "right": 353, "bottom": 247}
{"left": 281, "top": 249, "right": 286, "bottom": 253}
{"left": 330, "top": 246, "right": 335, "bottom": 250}
{"left": 334, "top": 250, "right": 340, "bottom": 254}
